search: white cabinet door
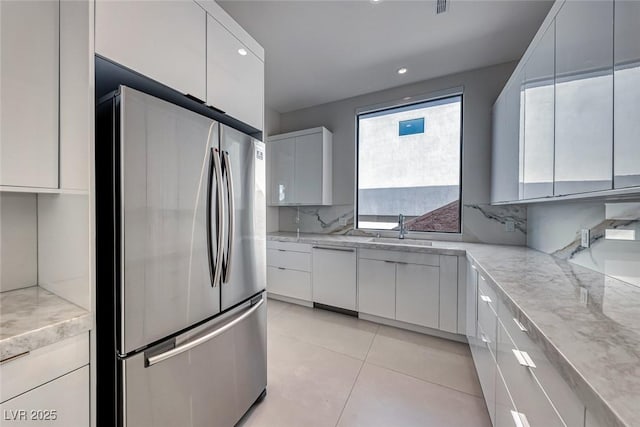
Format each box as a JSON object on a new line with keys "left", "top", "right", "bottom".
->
{"left": 554, "top": 0, "right": 613, "bottom": 195}
{"left": 59, "top": 0, "right": 90, "bottom": 191}
{"left": 207, "top": 15, "right": 264, "bottom": 130}
{"left": 358, "top": 258, "right": 395, "bottom": 319}
{"left": 294, "top": 132, "right": 324, "bottom": 204}
{"left": 0, "top": 366, "right": 89, "bottom": 426}
{"left": 0, "top": 0, "right": 59, "bottom": 188}
{"left": 439, "top": 255, "right": 458, "bottom": 334}
{"left": 312, "top": 247, "right": 357, "bottom": 311}
{"left": 269, "top": 137, "right": 295, "bottom": 205}
{"left": 95, "top": 0, "right": 206, "bottom": 100}
{"left": 614, "top": 0, "right": 640, "bottom": 189}
{"left": 466, "top": 261, "right": 478, "bottom": 339}
{"left": 396, "top": 263, "right": 439, "bottom": 329}
{"left": 523, "top": 21, "right": 555, "bottom": 199}
{"left": 491, "top": 71, "right": 523, "bottom": 203}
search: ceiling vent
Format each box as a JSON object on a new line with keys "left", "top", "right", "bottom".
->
{"left": 437, "top": 0, "right": 448, "bottom": 14}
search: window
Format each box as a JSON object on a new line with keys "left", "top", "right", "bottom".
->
{"left": 356, "top": 94, "right": 462, "bottom": 233}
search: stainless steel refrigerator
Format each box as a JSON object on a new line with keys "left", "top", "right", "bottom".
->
{"left": 96, "top": 86, "right": 267, "bottom": 427}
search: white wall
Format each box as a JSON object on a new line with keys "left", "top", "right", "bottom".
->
{"left": 0, "top": 193, "right": 38, "bottom": 292}
{"left": 275, "top": 62, "right": 528, "bottom": 244}
{"left": 280, "top": 61, "right": 517, "bottom": 207}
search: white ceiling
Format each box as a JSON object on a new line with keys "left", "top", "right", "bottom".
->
{"left": 218, "top": 0, "right": 553, "bottom": 113}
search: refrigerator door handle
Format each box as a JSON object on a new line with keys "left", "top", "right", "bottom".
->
{"left": 206, "top": 147, "right": 216, "bottom": 286}
{"left": 212, "top": 148, "right": 225, "bottom": 287}
{"left": 145, "top": 298, "right": 264, "bottom": 367}
{"left": 221, "top": 150, "right": 235, "bottom": 284}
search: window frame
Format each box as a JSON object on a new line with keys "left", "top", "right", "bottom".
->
{"left": 354, "top": 89, "right": 464, "bottom": 236}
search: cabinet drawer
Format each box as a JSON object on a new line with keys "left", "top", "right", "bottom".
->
{"left": 1, "top": 333, "right": 89, "bottom": 403}
{"left": 359, "top": 249, "right": 439, "bottom": 266}
{"left": 267, "top": 249, "right": 311, "bottom": 272}
{"left": 497, "top": 320, "right": 564, "bottom": 427}
{"left": 477, "top": 275, "right": 497, "bottom": 351}
{"left": 473, "top": 322, "right": 497, "bottom": 425}
{"left": 498, "top": 300, "right": 585, "bottom": 427}
{"left": 1, "top": 365, "right": 89, "bottom": 426}
{"left": 267, "top": 266, "right": 311, "bottom": 301}
{"left": 266, "top": 240, "right": 311, "bottom": 253}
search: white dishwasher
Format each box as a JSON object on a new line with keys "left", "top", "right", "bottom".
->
{"left": 312, "top": 245, "right": 357, "bottom": 311}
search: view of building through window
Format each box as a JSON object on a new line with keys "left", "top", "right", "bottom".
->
{"left": 357, "top": 95, "right": 462, "bottom": 233}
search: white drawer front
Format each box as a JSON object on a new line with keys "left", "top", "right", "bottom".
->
{"left": 267, "top": 266, "right": 312, "bottom": 301}
{"left": 498, "top": 299, "right": 585, "bottom": 427}
{"left": 1, "top": 333, "right": 89, "bottom": 403}
{"left": 1, "top": 365, "right": 89, "bottom": 426}
{"left": 359, "top": 249, "right": 439, "bottom": 266}
{"left": 266, "top": 240, "right": 311, "bottom": 253}
{"left": 267, "top": 249, "right": 311, "bottom": 272}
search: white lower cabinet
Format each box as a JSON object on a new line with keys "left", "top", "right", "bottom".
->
{"left": 266, "top": 241, "right": 312, "bottom": 302}
{"left": 474, "top": 322, "right": 497, "bottom": 425}
{"left": 312, "top": 246, "right": 357, "bottom": 311}
{"left": 357, "top": 258, "right": 396, "bottom": 319}
{"left": 267, "top": 267, "right": 311, "bottom": 301}
{"left": 396, "top": 263, "right": 440, "bottom": 329}
{"left": 467, "top": 258, "right": 587, "bottom": 427}
{"left": 0, "top": 333, "right": 89, "bottom": 427}
{"left": 497, "top": 319, "right": 564, "bottom": 427}
{"left": 0, "top": 366, "right": 89, "bottom": 426}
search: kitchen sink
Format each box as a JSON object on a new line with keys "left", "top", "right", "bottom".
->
{"left": 369, "top": 237, "right": 432, "bottom": 246}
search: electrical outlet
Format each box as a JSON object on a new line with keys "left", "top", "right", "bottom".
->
{"left": 505, "top": 220, "right": 515, "bottom": 232}
{"left": 339, "top": 217, "right": 348, "bottom": 226}
{"left": 579, "top": 287, "right": 589, "bottom": 306}
{"left": 581, "top": 229, "right": 590, "bottom": 248}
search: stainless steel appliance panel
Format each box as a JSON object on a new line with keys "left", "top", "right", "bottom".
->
{"left": 122, "top": 294, "right": 267, "bottom": 427}
{"left": 220, "top": 125, "right": 266, "bottom": 310}
{"left": 120, "top": 87, "right": 221, "bottom": 354}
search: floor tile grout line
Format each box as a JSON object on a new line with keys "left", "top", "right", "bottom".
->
{"left": 362, "top": 359, "right": 485, "bottom": 400}
{"left": 334, "top": 334, "right": 376, "bottom": 427}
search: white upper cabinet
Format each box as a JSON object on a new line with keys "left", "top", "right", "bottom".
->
{"left": 613, "top": 0, "right": 640, "bottom": 189}
{"left": 491, "top": 71, "right": 523, "bottom": 203}
{"left": 59, "top": 0, "right": 91, "bottom": 191}
{"left": 554, "top": 0, "right": 613, "bottom": 196}
{"left": 95, "top": 0, "right": 206, "bottom": 101}
{"left": 0, "top": 0, "right": 59, "bottom": 189}
{"left": 523, "top": 22, "right": 555, "bottom": 199}
{"left": 207, "top": 15, "right": 264, "bottom": 130}
{"left": 268, "top": 127, "right": 333, "bottom": 206}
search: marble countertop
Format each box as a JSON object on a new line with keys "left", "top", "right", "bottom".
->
{"left": 0, "top": 286, "right": 92, "bottom": 361}
{"left": 268, "top": 232, "right": 640, "bottom": 427}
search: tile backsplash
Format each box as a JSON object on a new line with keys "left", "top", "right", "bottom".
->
{"left": 528, "top": 200, "right": 640, "bottom": 288}
{"left": 278, "top": 203, "right": 527, "bottom": 245}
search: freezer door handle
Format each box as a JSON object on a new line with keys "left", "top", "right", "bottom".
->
{"left": 221, "top": 150, "right": 235, "bottom": 284}
{"left": 146, "top": 298, "right": 264, "bottom": 367}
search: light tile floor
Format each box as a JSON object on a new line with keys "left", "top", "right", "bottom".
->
{"left": 239, "top": 298, "right": 491, "bottom": 427}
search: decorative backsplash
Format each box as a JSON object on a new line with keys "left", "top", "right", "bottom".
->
{"left": 528, "top": 200, "right": 640, "bottom": 287}
{"left": 278, "top": 203, "right": 527, "bottom": 245}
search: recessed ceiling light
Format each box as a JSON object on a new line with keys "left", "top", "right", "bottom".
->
{"left": 403, "top": 96, "right": 412, "bottom": 101}
{"left": 238, "top": 48, "right": 248, "bottom": 56}
{"left": 397, "top": 67, "right": 408, "bottom": 75}
{"left": 370, "top": 0, "right": 382, "bottom": 3}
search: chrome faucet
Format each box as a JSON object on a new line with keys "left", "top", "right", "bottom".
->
{"left": 398, "top": 214, "right": 406, "bottom": 239}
